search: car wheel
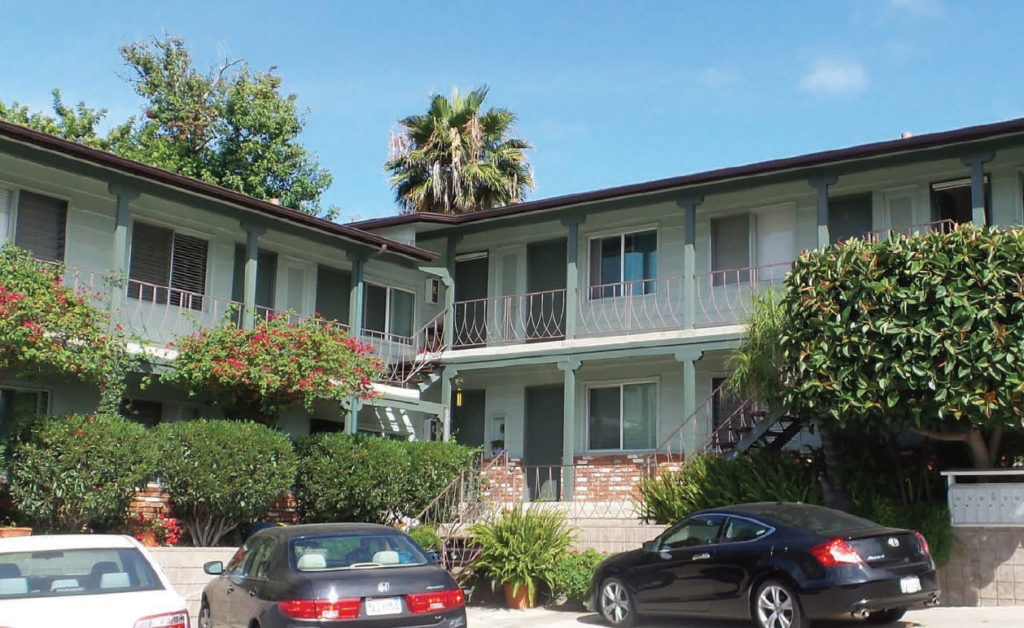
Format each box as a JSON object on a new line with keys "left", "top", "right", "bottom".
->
{"left": 598, "top": 577, "right": 637, "bottom": 627}
{"left": 754, "top": 579, "right": 808, "bottom": 628}
{"left": 865, "top": 607, "right": 907, "bottom": 624}
{"left": 197, "top": 600, "right": 213, "bottom": 628}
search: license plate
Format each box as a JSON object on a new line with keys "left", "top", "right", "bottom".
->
{"left": 365, "top": 597, "right": 403, "bottom": 616}
{"left": 900, "top": 575, "right": 921, "bottom": 594}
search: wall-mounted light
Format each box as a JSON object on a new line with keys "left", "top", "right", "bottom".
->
{"left": 455, "top": 389, "right": 463, "bottom": 407}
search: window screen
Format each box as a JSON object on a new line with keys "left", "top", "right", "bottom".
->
{"left": 15, "top": 191, "right": 67, "bottom": 262}
{"left": 588, "top": 231, "right": 657, "bottom": 297}
{"left": 364, "top": 284, "right": 388, "bottom": 334}
{"left": 389, "top": 289, "right": 414, "bottom": 338}
{"left": 588, "top": 382, "right": 656, "bottom": 450}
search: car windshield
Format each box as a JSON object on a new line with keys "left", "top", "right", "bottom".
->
{"left": 291, "top": 532, "right": 429, "bottom": 571}
{"left": 759, "top": 504, "right": 880, "bottom": 535}
{"left": 0, "top": 547, "right": 163, "bottom": 600}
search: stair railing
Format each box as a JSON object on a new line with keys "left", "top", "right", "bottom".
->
{"left": 701, "top": 399, "right": 759, "bottom": 454}
{"left": 644, "top": 379, "right": 730, "bottom": 475}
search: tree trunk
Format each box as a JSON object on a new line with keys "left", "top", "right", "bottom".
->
{"left": 911, "top": 426, "right": 998, "bottom": 469}
{"left": 817, "top": 425, "right": 853, "bottom": 511}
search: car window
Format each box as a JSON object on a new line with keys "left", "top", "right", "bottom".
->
{"left": 753, "top": 504, "right": 878, "bottom": 535}
{"left": 0, "top": 547, "right": 163, "bottom": 599}
{"left": 225, "top": 544, "right": 252, "bottom": 577}
{"left": 722, "top": 517, "right": 772, "bottom": 543}
{"left": 660, "top": 515, "right": 725, "bottom": 550}
{"left": 291, "top": 532, "right": 429, "bottom": 571}
{"left": 248, "top": 538, "right": 275, "bottom": 580}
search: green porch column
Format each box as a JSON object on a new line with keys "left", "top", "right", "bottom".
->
{"left": 961, "top": 153, "right": 994, "bottom": 226}
{"left": 676, "top": 195, "right": 702, "bottom": 329}
{"left": 558, "top": 359, "right": 581, "bottom": 500}
{"left": 442, "top": 236, "right": 458, "bottom": 349}
{"left": 240, "top": 223, "right": 265, "bottom": 330}
{"left": 561, "top": 216, "right": 584, "bottom": 339}
{"left": 809, "top": 175, "right": 838, "bottom": 248}
{"left": 674, "top": 349, "right": 703, "bottom": 454}
{"left": 106, "top": 184, "right": 138, "bottom": 317}
{"left": 440, "top": 366, "right": 458, "bottom": 441}
{"left": 346, "top": 256, "right": 366, "bottom": 434}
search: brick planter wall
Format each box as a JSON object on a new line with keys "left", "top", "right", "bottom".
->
{"left": 480, "top": 456, "right": 524, "bottom": 502}
{"left": 573, "top": 453, "right": 683, "bottom": 502}
{"left": 128, "top": 488, "right": 300, "bottom": 529}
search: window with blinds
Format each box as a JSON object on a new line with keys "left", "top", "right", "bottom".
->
{"left": 0, "top": 188, "right": 12, "bottom": 242}
{"left": 14, "top": 190, "right": 67, "bottom": 262}
{"left": 128, "top": 222, "right": 208, "bottom": 310}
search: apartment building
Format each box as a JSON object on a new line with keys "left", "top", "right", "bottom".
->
{"left": 4, "top": 117, "right": 1024, "bottom": 503}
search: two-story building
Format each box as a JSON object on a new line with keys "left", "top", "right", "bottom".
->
{"left": 5, "top": 116, "right": 1024, "bottom": 505}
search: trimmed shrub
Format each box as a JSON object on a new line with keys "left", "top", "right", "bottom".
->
{"left": 638, "top": 452, "right": 822, "bottom": 524}
{"left": 155, "top": 419, "right": 297, "bottom": 546}
{"left": 549, "top": 549, "right": 605, "bottom": 606}
{"left": 295, "top": 433, "right": 475, "bottom": 525}
{"left": 469, "top": 506, "right": 576, "bottom": 607}
{"left": 407, "top": 524, "right": 442, "bottom": 552}
{"left": 9, "top": 413, "right": 157, "bottom": 532}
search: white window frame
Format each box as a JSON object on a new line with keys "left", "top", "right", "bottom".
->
{"left": 585, "top": 378, "right": 660, "bottom": 453}
{"left": 586, "top": 227, "right": 659, "bottom": 296}
{"left": 708, "top": 203, "right": 797, "bottom": 278}
{"left": 127, "top": 220, "right": 211, "bottom": 299}
{"left": 364, "top": 282, "right": 417, "bottom": 340}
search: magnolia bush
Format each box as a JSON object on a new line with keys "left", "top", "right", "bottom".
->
{"left": 0, "top": 246, "right": 128, "bottom": 409}
{"left": 161, "top": 314, "right": 382, "bottom": 421}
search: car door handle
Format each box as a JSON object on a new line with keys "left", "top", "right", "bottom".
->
{"left": 249, "top": 590, "right": 257, "bottom": 597}
{"left": 692, "top": 553, "right": 711, "bottom": 560}
{"left": 226, "top": 585, "right": 235, "bottom": 594}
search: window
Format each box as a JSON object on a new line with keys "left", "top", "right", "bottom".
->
{"left": 588, "top": 230, "right": 657, "bottom": 298}
{"left": 0, "top": 188, "right": 12, "bottom": 242}
{"left": 0, "top": 548, "right": 163, "bottom": 599}
{"left": 711, "top": 214, "right": 750, "bottom": 285}
{"left": 14, "top": 191, "right": 67, "bottom": 262}
{"left": 247, "top": 538, "right": 276, "bottom": 580}
{"left": 118, "top": 398, "right": 163, "bottom": 427}
{"left": 0, "top": 387, "right": 49, "bottom": 439}
{"left": 128, "top": 222, "right": 208, "bottom": 310}
{"left": 364, "top": 284, "right": 414, "bottom": 339}
{"left": 315, "top": 265, "right": 351, "bottom": 324}
{"left": 231, "top": 245, "right": 278, "bottom": 311}
{"left": 828, "top": 194, "right": 873, "bottom": 244}
{"left": 932, "top": 177, "right": 990, "bottom": 225}
{"left": 290, "top": 532, "right": 428, "bottom": 571}
{"left": 722, "top": 517, "right": 772, "bottom": 543}
{"left": 660, "top": 515, "right": 725, "bottom": 550}
{"left": 588, "top": 382, "right": 657, "bottom": 450}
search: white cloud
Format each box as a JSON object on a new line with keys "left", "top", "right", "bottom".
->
{"left": 799, "top": 59, "right": 868, "bottom": 95}
{"left": 697, "top": 67, "right": 742, "bottom": 90}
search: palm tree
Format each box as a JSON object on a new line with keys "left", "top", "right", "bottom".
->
{"left": 386, "top": 86, "right": 533, "bottom": 214}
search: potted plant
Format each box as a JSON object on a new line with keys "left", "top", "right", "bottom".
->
{"left": 490, "top": 439, "right": 505, "bottom": 457}
{"left": 0, "top": 515, "right": 32, "bottom": 538}
{"left": 128, "top": 513, "right": 183, "bottom": 547}
{"left": 468, "top": 505, "right": 575, "bottom": 608}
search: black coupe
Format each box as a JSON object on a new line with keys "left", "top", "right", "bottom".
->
{"left": 199, "top": 523, "right": 466, "bottom": 628}
{"left": 588, "top": 502, "right": 940, "bottom": 628}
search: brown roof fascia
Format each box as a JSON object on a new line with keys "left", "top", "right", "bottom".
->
{"left": 352, "top": 115, "right": 1024, "bottom": 230}
{"left": 0, "top": 120, "right": 437, "bottom": 263}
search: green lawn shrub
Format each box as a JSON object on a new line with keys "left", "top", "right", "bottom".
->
{"left": 407, "top": 524, "right": 443, "bottom": 552}
{"left": 8, "top": 413, "right": 157, "bottom": 532}
{"left": 154, "top": 419, "right": 296, "bottom": 546}
{"left": 549, "top": 549, "right": 605, "bottom": 606}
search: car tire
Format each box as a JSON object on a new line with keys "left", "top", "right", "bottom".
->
{"left": 753, "top": 579, "right": 809, "bottom": 628}
{"left": 865, "top": 607, "right": 907, "bottom": 624}
{"left": 598, "top": 577, "right": 638, "bottom": 627}
{"left": 197, "top": 600, "right": 213, "bottom": 628}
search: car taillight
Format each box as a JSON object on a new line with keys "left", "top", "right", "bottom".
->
{"left": 914, "top": 531, "right": 931, "bottom": 556}
{"left": 406, "top": 588, "right": 465, "bottom": 614}
{"left": 278, "top": 598, "right": 361, "bottom": 620}
{"left": 810, "top": 538, "right": 864, "bottom": 567}
{"left": 133, "top": 610, "right": 189, "bottom": 628}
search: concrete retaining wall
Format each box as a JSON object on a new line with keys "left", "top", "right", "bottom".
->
{"left": 937, "top": 526, "right": 1024, "bottom": 606}
{"left": 149, "top": 547, "right": 236, "bottom": 618}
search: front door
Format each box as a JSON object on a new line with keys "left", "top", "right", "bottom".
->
{"left": 525, "top": 239, "right": 566, "bottom": 341}
{"left": 630, "top": 515, "right": 725, "bottom": 614}
{"left": 451, "top": 389, "right": 486, "bottom": 447}
{"left": 523, "top": 385, "right": 564, "bottom": 500}
{"left": 454, "top": 254, "right": 489, "bottom": 347}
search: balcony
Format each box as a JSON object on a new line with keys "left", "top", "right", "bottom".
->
{"left": 863, "top": 218, "right": 956, "bottom": 242}
{"left": 449, "top": 262, "right": 791, "bottom": 349}
{"left": 55, "top": 263, "right": 433, "bottom": 385}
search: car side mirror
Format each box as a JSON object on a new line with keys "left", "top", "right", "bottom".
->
{"left": 204, "top": 561, "right": 225, "bottom": 575}
{"left": 425, "top": 550, "right": 441, "bottom": 564}
{"left": 642, "top": 540, "right": 660, "bottom": 553}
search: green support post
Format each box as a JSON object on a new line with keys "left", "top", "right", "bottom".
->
{"left": 241, "top": 224, "right": 265, "bottom": 330}
{"left": 440, "top": 366, "right": 458, "bottom": 441}
{"left": 962, "top": 153, "right": 994, "bottom": 226}
{"left": 809, "top": 175, "right": 837, "bottom": 249}
{"left": 106, "top": 184, "right": 138, "bottom": 318}
{"left": 675, "top": 350, "right": 703, "bottom": 453}
{"left": 347, "top": 256, "right": 366, "bottom": 434}
{"left": 558, "top": 359, "right": 581, "bottom": 500}
{"left": 676, "top": 195, "right": 702, "bottom": 329}
{"left": 561, "top": 216, "right": 583, "bottom": 339}
{"left": 443, "top": 236, "right": 458, "bottom": 349}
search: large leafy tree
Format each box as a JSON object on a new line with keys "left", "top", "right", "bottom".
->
{"left": 1, "top": 35, "right": 334, "bottom": 218}
{"left": 386, "top": 86, "right": 533, "bottom": 214}
{"left": 732, "top": 224, "right": 1024, "bottom": 468}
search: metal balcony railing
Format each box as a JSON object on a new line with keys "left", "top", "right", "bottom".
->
{"left": 863, "top": 218, "right": 957, "bottom": 242}
{"left": 452, "top": 289, "right": 566, "bottom": 348}
{"left": 693, "top": 262, "right": 790, "bottom": 327}
{"left": 576, "top": 276, "right": 686, "bottom": 337}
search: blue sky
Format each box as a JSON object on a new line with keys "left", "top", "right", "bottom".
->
{"left": 2, "top": 0, "right": 1022, "bottom": 220}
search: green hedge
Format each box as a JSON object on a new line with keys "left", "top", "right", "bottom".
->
{"left": 295, "top": 433, "right": 476, "bottom": 524}
{"left": 154, "top": 419, "right": 297, "bottom": 546}
{"left": 549, "top": 549, "right": 605, "bottom": 605}
{"left": 9, "top": 413, "right": 157, "bottom": 532}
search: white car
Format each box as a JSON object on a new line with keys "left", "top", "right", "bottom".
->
{"left": 0, "top": 534, "right": 189, "bottom": 628}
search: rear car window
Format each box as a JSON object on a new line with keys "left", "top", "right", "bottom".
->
{"left": 291, "top": 533, "right": 428, "bottom": 571}
{"left": 759, "top": 504, "right": 879, "bottom": 535}
{"left": 0, "top": 548, "right": 163, "bottom": 599}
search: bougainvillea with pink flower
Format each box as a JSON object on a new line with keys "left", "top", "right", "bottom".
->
{"left": 161, "top": 313, "right": 382, "bottom": 421}
{"left": 0, "top": 246, "right": 128, "bottom": 411}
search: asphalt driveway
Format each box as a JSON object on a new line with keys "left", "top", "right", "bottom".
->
{"left": 465, "top": 605, "right": 1024, "bottom": 628}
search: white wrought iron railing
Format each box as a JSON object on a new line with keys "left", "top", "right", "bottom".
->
{"left": 863, "top": 218, "right": 957, "bottom": 242}
{"left": 362, "top": 310, "right": 446, "bottom": 384}
{"left": 452, "top": 289, "right": 566, "bottom": 348}
{"left": 693, "top": 262, "right": 791, "bottom": 328}
{"left": 576, "top": 276, "right": 686, "bottom": 337}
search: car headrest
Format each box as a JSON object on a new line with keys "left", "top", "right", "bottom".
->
{"left": 100, "top": 572, "right": 131, "bottom": 589}
{"left": 90, "top": 561, "right": 119, "bottom": 576}
{"left": 0, "top": 563, "right": 21, "bottom": 578}
{"left": 372, "top": 551, "right": 399, "bottom": 565}
{"left": 51, "top": 578, "right": 81, "bottom": 592}
{"left": 297, "top": 553, "right": 326, "bottom": 570}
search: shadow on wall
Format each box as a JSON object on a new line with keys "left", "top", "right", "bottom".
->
{"left": 938, "top": 527, "right": 1024, "bottom": 606}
